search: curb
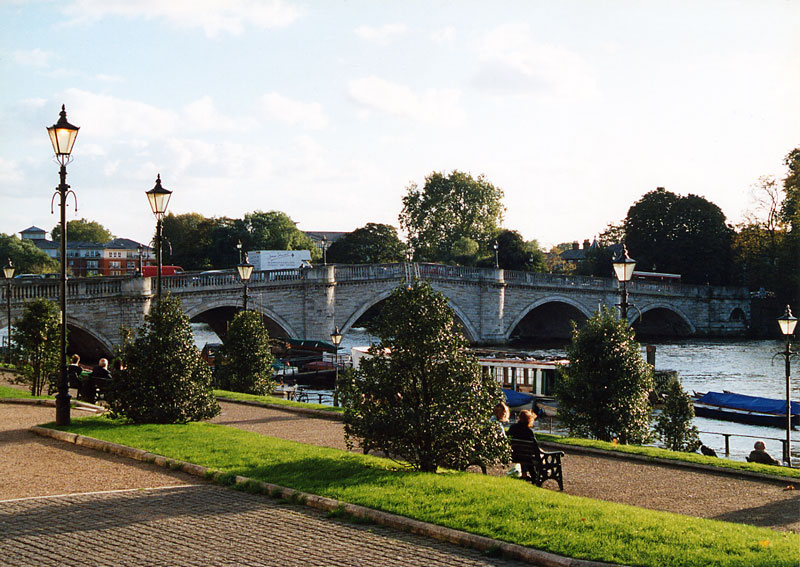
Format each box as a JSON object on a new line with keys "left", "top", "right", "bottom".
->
{"left": 30, "top": 425, "right": 623, "bottom": 567}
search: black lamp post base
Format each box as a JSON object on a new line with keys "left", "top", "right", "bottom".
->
{"left": 55, "top": 392, "right": 71, "bottom": 425}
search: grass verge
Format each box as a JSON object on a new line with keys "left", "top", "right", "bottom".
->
{"left": 537, "top": 433, "right": 800, "bottom": 481}
{"left": 213, "top": 389, "right": 344, "bottom": 414}
{"left": 48, "top": 417, "right": 797, "bottom": 567}
{"left": 0, "top": 384, "right": 49, "bottom": 399}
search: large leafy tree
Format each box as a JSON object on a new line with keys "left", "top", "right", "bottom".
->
{"left": 51, "top": 218, "right": 113, "bottom": 243}
{"left": 492, "top": 230, "right": 544, "bottom": 271}
{"left": 109, "top": 295, "right": 219, "bottom": 423}
{"left": 209, "top": 211, "right": 319, "bottom": 268}
{"left": 556, "top": 307, "right": 653, "bottom": 444}
{"left": 340, "top": 281, "right": 508, "bottom": 472}
{"left": 161, "top": 212, "right": 221, "bottom": 270}
{"left": 327, "top": 223, "right": 407, "bottom": 264}
{"left": 11, "top": 299, "right": 60, "bottom": 396}
{"left": 0, "top": 234, "right": 58, "bottom": 274}
{"left": 400, "top": 170, "right": 504, "bottom": 262}
{"left": 779, "top": 147, "right": 799, "bottom": 305}
{"left": 624, "top": 188, "right": 734, "bottom": 285}
{"left": 215, "top": 310, "right": 275, "bottom": 395}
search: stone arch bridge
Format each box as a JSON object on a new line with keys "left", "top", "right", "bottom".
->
{"left": 1, "top": 263, "right": 750, "bottom": 359}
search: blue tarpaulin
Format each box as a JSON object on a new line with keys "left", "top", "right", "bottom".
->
{"left": 503, "top": 389, "right": 535, "bottom": 408}
{"left": 696, "top": 391, "right": 800, "bottom": 416}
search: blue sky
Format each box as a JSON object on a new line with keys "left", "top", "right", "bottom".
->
{"left": 1, "top": 1, "right": 798, "bottom": 250}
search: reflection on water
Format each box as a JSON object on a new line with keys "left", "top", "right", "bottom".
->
{"left": 191, "top": 322, "right": 795, "bottom": 463}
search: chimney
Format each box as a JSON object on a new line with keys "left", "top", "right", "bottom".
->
{"left": 572, "top": 241, "right": 579, "bottom": 250}
{"left": 583, "top": 239, "right": 590, "bottom": 249}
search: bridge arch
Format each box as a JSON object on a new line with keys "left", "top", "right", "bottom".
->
{"left": 506, "top": 296, "right": 594, "bottom": 341}
{"left": 66, "top": 318, "right": 115, "bottom": 361}
{"left": 634, "top": 302, "right": 696, "bottom": 337}
{"left": 340, "top": 288, "right": 479, "bottom": 343}
{"left": 183, "top": 298, "right": 298, "bottom": 340}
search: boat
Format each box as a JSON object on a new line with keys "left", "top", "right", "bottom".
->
{"left": 692, "top": 391, "right": 800, "bottom": 429}
{"left": 502, "top": 389, "right": 535, "bottom": 410}
{"left": 477, "top": 353, "right": 567, "bottom": 399}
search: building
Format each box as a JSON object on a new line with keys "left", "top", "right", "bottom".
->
{"left": 20, "top": 226, "right": 153, "bottom": 277}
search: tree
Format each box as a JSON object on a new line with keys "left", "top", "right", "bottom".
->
{"left": 51, "top": 218, "right": 113, "bottom": 243}
{"left": 162, "top": 212, "right": 221, "bottom": 271}
{"left": 623, "top": 188, "right": 734, "bottom": 285}
{"left": 556, "top": 307, "right": 653, "bottom": 444}
{"left": 654, "top": 380, "right": 701, "bottom": 452}
{"left": 327, "top": 223, "right": 407, "bottom": 264}
{"left": 494, "top": 230, "right": 544, "bottom": 271}
{"left": 779, "top": 147, "right": 800, "bottom": 306}
{"left": 400, "top": 171, "right": 505, "bottom": 262}
{"left": 108, "top": 295, "right": 219, "bottom": 423}
{"left": 574, "top": 242, "right": 614, "bottom": 278}
{"left": 0, "top": 234, "right": 58, "bottom": 274}
{"left": 11, "top": 299, "right": 60, "bottom": 395}
{"left": 215, "top": 310, "right": 275, "bottom": 395}
{"left": 340, "top": 280, "right": 508, "bottom": 472}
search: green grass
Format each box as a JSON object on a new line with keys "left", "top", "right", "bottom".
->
{"left": 537, "top": 433, "right": 800, "bottom": 481}
{"left": 47, "top": 416, "right": 798, "bottom": 567}
{"left": 0, "top": 384, "right": 49, "bottom": 399}
{"left": 214, "top": 389, "right": 344, "bottom": 413}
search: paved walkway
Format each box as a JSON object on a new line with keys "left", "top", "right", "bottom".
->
{"left": 0, "top": 403, "right": 527, "bottom": 567}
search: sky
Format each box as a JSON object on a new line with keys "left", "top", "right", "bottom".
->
{"left": 1, "top": 0, "right": 798, "bottom": 251}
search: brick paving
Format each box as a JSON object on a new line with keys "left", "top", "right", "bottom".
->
{"left": 0, "top": 485, "right": 525, "bottom": 567}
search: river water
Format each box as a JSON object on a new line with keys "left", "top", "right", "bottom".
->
{"left": 192, "top": 324, "right": 795, "bottom": 463}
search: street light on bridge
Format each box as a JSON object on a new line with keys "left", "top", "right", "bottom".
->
{"left": 612, "top": 245, "right": 637, "bottom": 322}
{"left": 145, "top": 174, "right": 172, "bottom": 302}
{"left": 4, "top": 259, "right": 14, "bottom": 361}
{"left": 236, "top": 253, "right": 254, "bottom": 311}
{"left": 47, "top": 104, "right": 80, "bottom": 426}
{"left": 777, "top": 305, "right": 798, "bottom": 467}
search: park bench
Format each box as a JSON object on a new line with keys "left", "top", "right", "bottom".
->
{"left": 509, "top": 437, "right": 565, "bottom": 490}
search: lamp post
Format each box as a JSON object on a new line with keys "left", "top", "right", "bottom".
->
{"left": 236, "top": 240, "right": 243, "bottom": 264}
{"left": 330, "top": 326, "right": 343, "bottom": 406}
{"left": 322, "top": 235, "right": 328, "bottom": 266}
{"left": 145, "top": 175, "right": 172, "bottom": 302}
{"left": 493, "top": 241, "right": 499, "bottom": 269}
{"left": 777, "top": 305, "right": 797, "bottom": 467}
{"left": 236, "top": 253, "right": 254, "bottom": 311}
{"left": 136, "top": 244, "right": 143, "bottom": 276}
{"left": 4, "top": 259, "right": 13, "bottom": 360}
{"left": 47, "top": 104, "right": 79, "bottom": 426}
{"left": 612, "top": 245, "right": 637, "bottom": 322}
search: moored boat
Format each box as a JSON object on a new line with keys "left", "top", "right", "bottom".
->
{"left": 693, "top": 391, "right": 800, "bottom": 429}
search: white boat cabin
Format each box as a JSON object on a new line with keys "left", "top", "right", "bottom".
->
{"left": 478, "top": 356, "right": 567, "bottom": 397}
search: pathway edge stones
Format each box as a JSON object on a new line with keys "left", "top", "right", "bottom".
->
{"left": 30, "top": 425, "right": 623, "bottom": 567}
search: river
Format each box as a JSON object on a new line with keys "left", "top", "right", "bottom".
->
{"left": 194, "top": 324, "right": 795, "bottom": 462}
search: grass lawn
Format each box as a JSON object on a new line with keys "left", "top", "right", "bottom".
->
{"left": 48, "top": 417, "right": 797, "bottom": 567}
{"left": 213, "top": 389, "right": 343, "bottom": 413}
{"left": 0, "top": 384, "right": 49, "bottom": 399}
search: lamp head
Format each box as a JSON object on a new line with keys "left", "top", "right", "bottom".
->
{"left": 47, "top": 105, "right": 79, "bottom": 164}
{"left": 330, "top": 326, "right": 343, "bottom": 346}
{"left": 146, "top": 174, "right": 172, "bottom": 218}
{"left": 236, "top": 259, "right": 254, "bottom": 282}
{"left": 612, "top": 245, "right": 637, "bottom": 282}
{"left": 777, "top": 305, "right": 798, "bottom": 337}
{"left": 3, "top": 258, "right": 13, "bottom": 280}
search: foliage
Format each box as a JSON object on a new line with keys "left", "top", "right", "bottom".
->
{"left": 58, "top": 419, "right": 800, "bottom": 567}
{"left": 11, "top": 299, "right": 61, "bottom": 396}
{"left": 51, "top": 218, "right": 113, "bottom": 243}
{"left": 161, "top": 212, "right": 220, "bottom": 270}
{"left": 544, "top": 243, "right": 576, "bottom": 274}
{"left": 327, "top": 223, "right": 407, "bottom": 264}
{"left": 779, "top": 147, "right": 799, "bottom": 305}
{"left": 574, "top": 241, "right": 615, "bottom": 278}
{"left": 340, "top": 280, "right": 508, "bottom": 472}
{"left": 623, "top": 187, "right": 734, "bottom": 285}
{"left": 597, "top": 222, "right": 625, "bottom": 247}
{"left": 654, "top": 380, "right": 701, "bottom": 452}
{"left": 0, "top": 234, "right": 58, "bottom": 274}
{"left": 449, "top": 236, "right": 479, "bottom": 265}
{"left": 495, "top": 229, "right": 544, "bottom": 271}
{"left": 215, "top": 310, "right": 275, "bottom": 395}
{"left": 399, "top": 170, "right": 505, "bottom": 262}
{"left": 108, "top": 295, "right": 219, "bottom": 423}
{"left": 556, "top": 307, "right": 653, "bottom": 444}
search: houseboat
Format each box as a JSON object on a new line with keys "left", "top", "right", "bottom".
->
{"left": 693, "top": 391, "right": 800, "bottom": 429}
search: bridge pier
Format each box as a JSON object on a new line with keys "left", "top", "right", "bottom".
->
{"left": 478, "top": 269, "right": 507, "bottom": 344}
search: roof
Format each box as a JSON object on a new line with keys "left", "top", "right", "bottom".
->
{"left": 105, "top": 238, "right": 146, "bottom": 250}
{"left": 20, "top": 226, "right": 47, "bottom": 237}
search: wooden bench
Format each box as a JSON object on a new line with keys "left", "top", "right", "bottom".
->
{"left": 509, "top": 437, "right": 565, "bottom": 490}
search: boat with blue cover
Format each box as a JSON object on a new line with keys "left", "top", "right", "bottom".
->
{"left": 693, "top": 391, "right": 800, "bottom": 429}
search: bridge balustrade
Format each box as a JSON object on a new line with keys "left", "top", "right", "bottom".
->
{"left": 334, "top": 264, "right": 405, "bottom": 281}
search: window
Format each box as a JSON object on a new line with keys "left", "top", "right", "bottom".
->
{"left": 110, "top": 261, "right": 121, "bottom": 269}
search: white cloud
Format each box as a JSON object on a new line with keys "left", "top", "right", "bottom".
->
{"left": 474, "top": 23, "right": 598, "bottom": 99}
{"left": 348, "top": 76, "right": 464, "bottom": 126}
{"left": 63, "top": 0, "right": 301, "bottom": 37}
{"left": 354, "top": 23, "right": 407, "bottom": 45}
{"left": 0, "top": 158, "right": 24, "bottom": 184}
{"left": 12, "top": 49, "right": 56, "bottom": 69}
{"left": 259, "top": 92, "right": 328, "bottom": 130}
{"left": 96, "top": 73, "right": 125, "bottom": 83}
{"left": 430, "top": 26, "right": 455, "bottom": 45}
{"left": 184, "top": 96, "right": 254, "bottom": 133}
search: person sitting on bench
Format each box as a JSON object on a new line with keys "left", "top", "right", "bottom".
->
{"left": 82, "top": 358, "right": 112, "bottom": 403}
{"left": 66, "top": 354, "right": 83, "bottom": 394}
{"left": 507, "top": 409, "right": 537, "bottom": 480}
